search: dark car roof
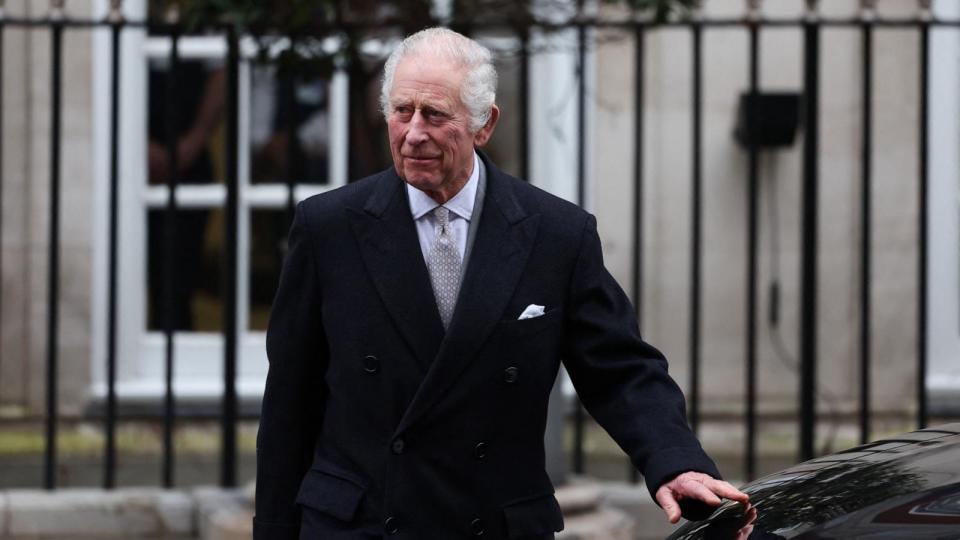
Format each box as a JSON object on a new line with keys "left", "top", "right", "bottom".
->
{"left": 668, "top": 424, "right": 960, "bottom": 539}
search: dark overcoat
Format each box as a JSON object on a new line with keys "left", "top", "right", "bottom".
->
{"left": 253, "top": 154, "right": 720, "bottom": 539}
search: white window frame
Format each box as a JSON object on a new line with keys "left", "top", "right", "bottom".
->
{"left": 928, "top": 0, "right": 960, "bottom": 408}
{"left": 90, "top": 0, "right": 349, "bottom": 404}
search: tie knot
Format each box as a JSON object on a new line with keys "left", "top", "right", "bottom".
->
{"left": 433, "top": 206, "right": 450, "bottom": 227}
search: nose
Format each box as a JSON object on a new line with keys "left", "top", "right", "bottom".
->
{"left": 404, "top": 110, "right": 429, "bottom": 146}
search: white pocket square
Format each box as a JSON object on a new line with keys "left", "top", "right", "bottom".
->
{"left": 518, "top": 304, "right": 546, "bottom": 320}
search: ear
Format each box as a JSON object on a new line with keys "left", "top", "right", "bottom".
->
{"left": 472, "top": 104, "right": 500, "bottom": 147}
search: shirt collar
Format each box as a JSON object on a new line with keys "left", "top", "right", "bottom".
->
{"left": 407, "top": 151, "right": 480, "bottom": 221}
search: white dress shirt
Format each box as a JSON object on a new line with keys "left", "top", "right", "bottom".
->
{"left": 407, "top": 152, "right": 480, "bottom": 267}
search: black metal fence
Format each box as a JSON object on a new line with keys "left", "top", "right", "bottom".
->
{"left": 0, "top": 0, "right": 956, "bottom": 490}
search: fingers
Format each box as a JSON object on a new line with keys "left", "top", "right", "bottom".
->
{"left": 677, "top": 473, "right": 750, "bottom": 504}
{"left": 704, "top": 478, "right": 750, "bottom": 504}
{"left": 656, "top": 472, "right": 751, "bottom": 525}
{"left": 655, "top": 488, "right": 682, "bottom": 524}
{"left": 678, "top": 478, "right": 724, "bottom": 506}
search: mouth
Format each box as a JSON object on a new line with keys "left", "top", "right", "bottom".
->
{"left": 403, "top": 155, "right": 440, "bottom": 162}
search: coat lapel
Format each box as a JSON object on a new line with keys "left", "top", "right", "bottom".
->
{"left": 396, "top": 163, "right": 540, "bottom": 434}
{"left": 347, "top": 170, "right": 445, "bottom": 374}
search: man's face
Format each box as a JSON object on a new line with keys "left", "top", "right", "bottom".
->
{"left": 386, "top": 55, "right": 498, "bottom": 203}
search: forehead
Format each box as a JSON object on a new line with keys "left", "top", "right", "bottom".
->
{"left": 389, "top": 55, "right": 467, "bottom": 105}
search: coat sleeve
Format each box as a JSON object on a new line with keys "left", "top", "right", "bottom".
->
{"left": 254, "top": 202, "right": 328, "bottom": 540}
{"left": 561, "top": 214, "right": 720, "bottom": 499}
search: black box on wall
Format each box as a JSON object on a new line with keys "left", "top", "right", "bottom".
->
{"left": 734, "top": 92, "right": 802, "bottom": 148}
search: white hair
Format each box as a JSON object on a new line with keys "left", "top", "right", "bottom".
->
{"left": 380, "top": 27, "right": 498, "bottom": 133}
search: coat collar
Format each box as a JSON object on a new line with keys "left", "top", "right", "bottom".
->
{"left": 348, "top": 168, "right": 446, "bottom": 375}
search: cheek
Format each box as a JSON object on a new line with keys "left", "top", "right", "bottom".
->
{"left": 441, "top": 128, "right": 466, "bottom": 151}
{"left": 387, "top": 128, "right": 400, "bottom": 144}
{"left": 386, "top": 121, "right": 405, "bottom": 146}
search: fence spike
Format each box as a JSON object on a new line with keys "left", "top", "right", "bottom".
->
{"left": 804, "top": 0, "right": 820, "bottom": 20}
{"left": 860, "top": 0, "right": 877, "bottom": 20}
{"left": 918, "top": 0, "right": 933, "bottom": 20}
{"left": 108, "top": 0, "right": 123, "bottom": 22}
{"left": 165, "top": 4, "right": 180, "bottom": 25}
{"left": 746, "top": 0, "right": 761, "bottom": 21}
{"left": 691, "top": 0, "right": 704, "bottom": 22}
{"left": 50, "top": 0, "right": 65, "bottom": 20}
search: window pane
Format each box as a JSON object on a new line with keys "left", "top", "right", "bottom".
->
{"left": 147, "top": 58, "right": 226, "bottom": 188}
{"left": 250, "top": 64, "right": 332, "bottom": 185}
{"left": 249, "top": 209, "right": 288, "bottom": 331}
{"left": 146, "top": 208, "right": 224, "bottom": 332}
{"left": 146, "top": 54, "right": 227, "bottom": 333}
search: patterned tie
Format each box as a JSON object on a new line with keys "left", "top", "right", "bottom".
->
{"left": 427, "top": 206, "right": 462, "bottom": 330}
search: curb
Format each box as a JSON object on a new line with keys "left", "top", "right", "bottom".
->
{"left": 0, "top": 486, "right": 250, "bottom": 539}
{"left": 0, "top": 479, "right": 685, "bottom": 539}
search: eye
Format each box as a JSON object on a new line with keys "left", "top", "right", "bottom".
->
{"left": 423, "top": 108, "right": 449, "bottom": 121}
{"left": 393, "top": 105, "right": 413, "bottom": 117}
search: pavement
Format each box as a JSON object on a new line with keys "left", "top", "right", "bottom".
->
{"left": 0, "top": 478, "right": 689, "bottom": 540}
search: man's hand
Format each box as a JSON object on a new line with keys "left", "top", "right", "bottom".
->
{"left": 654, "top": 471, "right": 750, "bottom": 524}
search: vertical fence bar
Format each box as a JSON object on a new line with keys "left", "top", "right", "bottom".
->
{"left": 917, "top": 18, "right": 929, "bottom": 429}
{"left": 338, "top": 31, "right": 352, "bottom": 186}
{"left": 858, "top": 15, "right": 873, "bottom": 446}
{"left": 0, "top": 4, "right": 5, "bottom": 396}
{"left": 103, "top": 14, "right": 123, "bottom": 489}
{"left": 632, "top": 25, "right": 645, "bottom": 355}
{"left": 632, "top": 29, "right": 645, "bottom": 361}
{"left": 161, "top": 26, "right": 180, "bottom": 488}
{"left": 284, "top": 47, "right": 297, "bottom": 226}
{"left": 44, "top": 11, "right": 64, "bottom": 491}
{"left": 689, "top": 21, "right": 703, "bottom": 436}
{"left": 745, "top": 20, "right": 759, "bottom": 481}
{"left": 519, "top": 29, "right": 530, "bottom": 182}
{"left": 221, "top": 24, "right": 240, "bottom": 488}
{"left": 0, "top": 1, "right": 6, "bottom": 404}
{"left": 799, "top": 9, "right": 820, "bottom": 462}
{"left": 576, "top": 24, "right": 587, "bottom": 207}
{"left": 629, "top": 24, "right": 646, "bottom": 485}
{"left": 571, "top": 22, "right": 588, "bottom": 476}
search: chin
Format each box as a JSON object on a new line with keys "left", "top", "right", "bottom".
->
{"left": 403, "top": 173, "right": 442, "bottom": 192}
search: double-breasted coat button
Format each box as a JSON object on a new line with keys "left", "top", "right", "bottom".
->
{"left": 384, "top": 516, "right": 399, "bottom": 534}
{"left": 473, "top": 442, "right": 487, "bottom": 460}
{"left": 391, "top": 438, "right": 405, "bottom": 455}
{"left": 470, "top": 517, "right": 485, "bottom": 536}
{"left": 362, "top": 355, "right": 379, "bottom": 374}
{"left": 503, "top": 366, "right": 519, "bottom": 384}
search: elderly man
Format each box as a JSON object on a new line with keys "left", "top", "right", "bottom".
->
{"left": 254, "top": 27, "right": 747, "bottom": 540}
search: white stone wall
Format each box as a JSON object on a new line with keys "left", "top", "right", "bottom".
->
{"left": 1, "top": 0, "right": 96, "bottom": 415}
{"left": 1, "top": 0, "right": 36, "bottom": 412}
{"left": 593, "top": 0, "right": 935, "bottom": 421}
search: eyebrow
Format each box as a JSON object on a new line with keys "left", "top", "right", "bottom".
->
{"left": 390, "top": 100, "right": 451, "bottom": 115}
